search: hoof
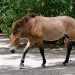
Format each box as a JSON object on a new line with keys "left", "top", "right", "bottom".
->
{"left": 63, "top": 62, "right": 67, "bottom": 66}
{"left": 41, "top": 60, "right": 46, "bottom": 68}
{"left": 41, "top": 64, "right": 46, "bottom": 68}
{"left": 63, "top": 61, "right": 68, "bottom": 66}
{"left": 10, "top": 49, "right": 15, "bottom": 53}
{"left": 20, "top": 63, "right": 24, "bottom": 69}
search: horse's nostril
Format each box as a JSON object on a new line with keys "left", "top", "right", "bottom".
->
{"left": 10, "top": 49, "right": 16, "bottom": 53}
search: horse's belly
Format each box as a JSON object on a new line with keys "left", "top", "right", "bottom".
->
{"left": 43, "top": 25, "right": 65, "bottom": 41}
{"left": 44, "top": 32, "right": 64, "bottom": 41}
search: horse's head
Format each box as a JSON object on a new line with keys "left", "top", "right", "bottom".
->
{"left": 10, "top": 14, "right": 36, "bottom": 53}
{"left": 12, "top": 17, "right": 28, "bottom": 35}
{"left": 10, "top": 16, "right": 29, "bottom": 46}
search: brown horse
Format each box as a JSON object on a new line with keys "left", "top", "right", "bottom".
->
{"left": 10, "top": 14, "right": 75, "bottom": 68}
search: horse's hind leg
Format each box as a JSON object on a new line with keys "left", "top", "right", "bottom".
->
{"left": 39, "top": 47, "right": 46, "bottom": 67}
{"left": 63, "top": 37, "right": 72, "bottom": 65}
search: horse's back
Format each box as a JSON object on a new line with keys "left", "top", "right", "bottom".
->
{"left": 35, "top": 16, "right": 65, "bottom": 41}
{"left": 35, "top": 16, "right": 75, "bottom": 41}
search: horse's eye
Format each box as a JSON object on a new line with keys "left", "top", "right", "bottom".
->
{"left": 13, "top": 31, "right": 16, "bottom": 35}
{"left": 13, "top": 28, "right": 20, "bottom": 35}
{"left": 17, "top": 28, "right": 21, "bottom": 32}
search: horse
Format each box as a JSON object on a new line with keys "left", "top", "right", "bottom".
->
{"left": 10, "top": 14, "right": 75, "bottom": 68}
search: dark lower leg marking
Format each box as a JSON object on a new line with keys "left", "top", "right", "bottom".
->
{"left": 39, "top": 47, "right": 46, "bottom": 67}
{"left": 20, "top": 48, "right": 30, "bottom": 69}
{"left": 20, "top": 48, "right": 29, "bottom": 64}
{"left": 20, "top": 40, "right": 30, "bottom": 69}
{"left": 63, "top": 40, "right": 72, "bottom": 65}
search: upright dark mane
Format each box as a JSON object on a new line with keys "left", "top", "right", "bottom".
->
{"left": 12, "top": 14, "right": 37, "bottom": 35}
{"left": 20, "top": 13, "right": 37, "bottom": 23}
{"left": 29, "top": 13, "right": 37, "bottom": 18}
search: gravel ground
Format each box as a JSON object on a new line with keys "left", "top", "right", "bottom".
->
{"left": 0, "top": 35, "right": 75, "bottom": 75}
{"left": 0, "top": 47, "right": 75, "bottom": 75}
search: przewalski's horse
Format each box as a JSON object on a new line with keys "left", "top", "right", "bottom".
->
{"left": 10, "top": 14, "right": 75, "bottom": 68}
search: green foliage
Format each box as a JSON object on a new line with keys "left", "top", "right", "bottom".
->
{"left": 0, "top": 0, "right": 74, "bottom": 36}
{"left": 41, "top": 0, "right": 72, "bottom": 16}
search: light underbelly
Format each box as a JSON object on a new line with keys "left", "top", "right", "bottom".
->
{"left": 43, "top": 30, "right": 75, "bottom": 41}
{"left": 44, "top": 31, "right": 64, "bottom": 41}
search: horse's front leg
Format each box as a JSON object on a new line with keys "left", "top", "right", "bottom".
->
{"left": 20, "top": 40, "right": 30, "bottom": 69}
{"left": 63, "top": 38, "right": 72, "bottom": 65}
{"left": 39, "top": 47, "right": 46, "bottom": 67}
